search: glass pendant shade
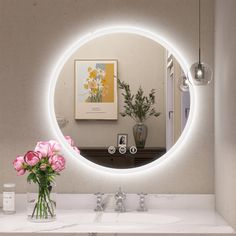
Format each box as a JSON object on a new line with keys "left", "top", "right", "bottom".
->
{"left": 178, "top": 74, "right": 189, "bottom": 92}
{"left": 189, "top": 0, "right": 213, "bottom": 86}
{"left": 189, "top": 62, "right": 213, "bottom": 86}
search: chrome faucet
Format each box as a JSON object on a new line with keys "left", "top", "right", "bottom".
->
{"left": 94, "top": 192, "right": 104, "bottom": 211}
{"left": 137, "top": 192, "right": 147, "bottom": 211}
{"left": 115, "top": 187, "right": 126, "bottom": 212}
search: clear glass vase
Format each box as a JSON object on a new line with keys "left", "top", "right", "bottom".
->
{"left": 133, "top": 123, "right": 148, "bottom": 148}
{"left": 27, "top": 182, "right": 56, "bottom": 222}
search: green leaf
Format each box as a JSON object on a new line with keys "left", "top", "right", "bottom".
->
{"left": 27, "top": 172, "right": 36, "bottom": 183}
{"left": 118, "top": 79, "right": 161, "bottom": 122}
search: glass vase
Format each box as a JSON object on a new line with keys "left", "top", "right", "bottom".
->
{"left": 133, "top": 123, "right": 148, "bottom": 148}
{"left": 27, "top": 182, "right": 56, "bottom": 222}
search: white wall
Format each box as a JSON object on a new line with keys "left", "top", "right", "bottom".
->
{"left": 55, "top": 33, "right": 166, "bottom": 148}
{"left": 0, "top": 0, "right": 214, "bottom": 194}
{"left": 215, "top": 0, "right": 236, "bottom": 230}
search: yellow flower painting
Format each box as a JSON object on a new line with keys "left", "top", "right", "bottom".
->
{"left": 75, "top": 60, "right": 118, "bottom": 120}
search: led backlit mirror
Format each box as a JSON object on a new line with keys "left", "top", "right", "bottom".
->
{"left": 54, "top": 32, "right": 190, "bottom": 169}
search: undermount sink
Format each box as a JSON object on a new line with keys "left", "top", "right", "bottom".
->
{"left": 101, "top": 211, "right": 180, "bottom": 224}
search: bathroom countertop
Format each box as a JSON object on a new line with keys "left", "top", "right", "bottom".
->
{"left": 0, "top": 194, "right": 235, "bottom": 235}
{"left": 0, "top": 208, "right": 235, "bottom": 235}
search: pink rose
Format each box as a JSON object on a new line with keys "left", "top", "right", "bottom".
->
{"left": 49, "top": 155, "right": 65, "bottom": 172}
{"left": 35, "top": 140, "right": 61, "bottom": 157}
{"left": 16, "top": 169, "right": 26, "bottom": 176}
{"left": 65, "top": 136, "right": 74, "bottom": 146}
{"left": 13, "top": 155, "right": 26, "bottom": 175}
{"left": 72, "top": 146, "right": 80, "bottom": 154}
{"left": 24, "top": 151, "right": 42, "bottom": 166}
{"left": 35, "top": 141, "right": 51, "bottom": 157}
{"left": 64, "top": 136, "right": 80, "bottom": 153}
{"left": 48, "top": 140, "right": 61, "bottom": 153}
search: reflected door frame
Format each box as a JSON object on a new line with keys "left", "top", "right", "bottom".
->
{"left": 166, "top": 52, "right": 174, "bottom": 151}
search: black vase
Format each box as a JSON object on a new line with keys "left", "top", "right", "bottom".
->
{"left": 133, "top": 123, "right": 148, "bottom": 148}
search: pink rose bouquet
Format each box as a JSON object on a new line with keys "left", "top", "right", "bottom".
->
{"left": 13, "top": 136, "right": 78, "bottom": 221}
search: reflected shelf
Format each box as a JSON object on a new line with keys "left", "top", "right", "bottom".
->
{"left": 79, "top": 147, "right": 166, "bottom": 169}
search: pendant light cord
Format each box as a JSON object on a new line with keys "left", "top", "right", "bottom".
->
{"left": 198, "top": 0, "right": 201, "bottom": 64}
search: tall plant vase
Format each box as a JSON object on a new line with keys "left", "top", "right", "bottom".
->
{"left": 133, "top": 123, "right": 148, "bottom": 148}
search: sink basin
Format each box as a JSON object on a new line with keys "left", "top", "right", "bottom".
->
{"left": 101, "top": 212, "right": 180, "bottom": 224}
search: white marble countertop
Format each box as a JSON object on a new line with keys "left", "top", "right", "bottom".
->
{"left": 0, "top": 194, "right": 235, "bottom": 235}
{"left": 0, "top": 209, "right": 234, "bottom": 234}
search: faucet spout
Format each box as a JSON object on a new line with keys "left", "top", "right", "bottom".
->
{"left": 115, "top": 187, "right": 126, "bottom": 212}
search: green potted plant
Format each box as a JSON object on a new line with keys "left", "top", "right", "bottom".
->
{"left": 118, "top": 79, "right": 160, "bottom": 148}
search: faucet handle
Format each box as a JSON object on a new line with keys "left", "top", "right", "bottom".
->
{"left": 115, "top": 187, "right": 126, "bottom": 200}
{"left": 137, "top": 192, "right": 147, "bottom": 211}
{"left": 94, "top": 192, "right": 104, "bottom": 211}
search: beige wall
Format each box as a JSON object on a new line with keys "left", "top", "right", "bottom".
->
{"left": 55, "top": 33, "right": 166, "bottom": 148}
{"left": 215, "top": 0, "right": 236, "bottom": 230}
{"left": 0, "top": 0, "right": 214, "bottom": 194}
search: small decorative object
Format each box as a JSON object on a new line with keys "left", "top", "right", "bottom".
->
{"left": 118, "top": 146, "right": 127, "bottom": 155}
{"left": 75, "top": 60, "right": 118, "bottom": 120}
{"left": 13, "top": 136, "right": 79, "bottom": 222}
{"left": 178, "top": 74, "right": 189, "bottom": 92}
{"left": 107, "top": 146, "right": 116, "bottom": 154}
{"left": 129, "top": 146, "right": 137, "bottom": 155}
{"left": 117, "top": 134, "right": 128, "bottom": 147}
{"left": 133, "top": 123, "right": 148, "bottom": 148}
{"left": 118, "top": 79, "right": 160, "bottom": 148}
{"left": 3, "top": 183, "right": 16, "bottom": 214}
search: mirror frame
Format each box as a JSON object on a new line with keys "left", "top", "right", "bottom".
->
{"left": 48, "top": 25, "right": 195, "bottom": 174}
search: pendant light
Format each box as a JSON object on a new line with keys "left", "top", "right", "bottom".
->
{"left": 189, "top": 0, "right": 213, "bottom": 85}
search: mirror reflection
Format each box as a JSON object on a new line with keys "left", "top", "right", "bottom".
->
{"left": 54, "top": 33, "right": 190, "bottom": 169}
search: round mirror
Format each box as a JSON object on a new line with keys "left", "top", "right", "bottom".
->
{"left": 54, "top": 32, "right": 190, "bottom": 169}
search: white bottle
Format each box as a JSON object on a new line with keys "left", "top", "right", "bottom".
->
{"left": 3, "top": 183, "right": 16, "bottom": 214}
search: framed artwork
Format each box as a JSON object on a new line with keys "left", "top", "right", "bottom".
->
{"left": 117, "top": 134, "right": 128, "bottom": 147}
{"left": 75, "top": 60, "right": 118, "bottom": 120}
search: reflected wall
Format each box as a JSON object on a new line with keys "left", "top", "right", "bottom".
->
{"left": 55, "top": 34, "right": 166, "bottom": 148}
